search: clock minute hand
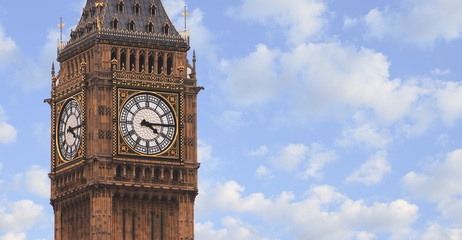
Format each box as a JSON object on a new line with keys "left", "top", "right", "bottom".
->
{"left": 140, "top": 119, "right": 159, "bottom": 134}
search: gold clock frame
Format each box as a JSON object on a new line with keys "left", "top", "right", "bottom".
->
{"left": 114, "top": 87, "right": 182, "bottom": 160}
{"left": 53, "top": 91, "right": 86, "bottom": 170}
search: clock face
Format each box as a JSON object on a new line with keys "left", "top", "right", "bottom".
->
{"left": 119, "top": 93, "right": 176, "bottom": 155}
{"left": 58, "top": 99, "right": 82, "bottom": 161}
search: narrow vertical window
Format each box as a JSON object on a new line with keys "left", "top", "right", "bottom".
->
{"left": 151, "top": 212, "right": 154, "bottom": 240}
{"left": 147, "top": 22, "right": 154, "bottom": 33}
{"left": 134, "top": 3, "right": 141, "bottom": 15}
{"left": 132, "top": 213, "right": 136, "bottom": 240}
{"left": 123, "top": 211, "right": 126, "bottom": 240}
{"left": 130, "top": 51, "right": 136, "bottom": 71}
{"left": 150, "top": 4, "right": 156, "bottom": 16}
{"left": 167, "top": 54, "right": 173, "bottom": 75}
{"left": 116, "top": 165, "right": 122, "bottom": 178}
{"left": 118, "top": 1, "right": 124, "bottom": 13}
{"left": 157, "top": 54, "right": 163, "bottom": 74}
{"left": 129, "top": 20, "right": 135, "bottom": 32}
{"left": 160, "top": 214, "right": 164, "bottom": 240}
{"left": 163, "top": 24, "right": 169, "bottom": 35}
{"left": 112, "top": 18, "right": 119, "bottom": 30}
{"left": 139, "top": 52, "right": 145, "bottom": 72}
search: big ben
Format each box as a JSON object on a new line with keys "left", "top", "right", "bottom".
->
{"left": 46, "top": 0, "right": 202, "bottom": 239}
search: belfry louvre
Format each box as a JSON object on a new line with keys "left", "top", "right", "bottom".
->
{"left": 46, "top": 0, "right": 202, "bottom": 239}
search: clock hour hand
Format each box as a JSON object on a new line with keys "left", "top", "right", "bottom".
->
{"left": 140, "top": 119, "right": 159, "bottom": 134}
{"left": 67, "top": 124, "right": 81, "bottom": 138}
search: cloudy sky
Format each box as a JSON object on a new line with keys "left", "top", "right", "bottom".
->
{"left": 1, "top": 0, "right": 462, "bottom": 239}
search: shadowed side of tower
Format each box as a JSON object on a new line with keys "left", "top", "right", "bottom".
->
{"left": 47, "top": 1, "right": 202, "bottom": 239}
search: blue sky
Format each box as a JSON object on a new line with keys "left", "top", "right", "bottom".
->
{"left": 1, "top": 0, "right": 462, "bottom": 239}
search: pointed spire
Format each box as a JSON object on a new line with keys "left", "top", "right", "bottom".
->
{"left": 51, "top": 62, "right": 55, "bottom": 77}
{"left": 51, "top": 62, "right": 57, "bottom": 88}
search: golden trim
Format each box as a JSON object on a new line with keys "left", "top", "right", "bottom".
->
{"left": 116, "top": 89, "right": 180, "bottom": 159}
{"left": 54, "top": 92, "right": 86, "bottom": 167}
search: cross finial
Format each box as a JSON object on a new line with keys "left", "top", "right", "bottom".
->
{"left": 58, "top": 17, "right": 65, "bottom": 48}
{"left": 182, "top": 5, "right": 189, "bottom": 36}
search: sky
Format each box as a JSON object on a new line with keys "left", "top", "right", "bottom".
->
{"left": 1, "top": 0, "right": 462, "bottom": 239}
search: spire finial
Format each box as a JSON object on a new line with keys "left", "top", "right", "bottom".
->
{"left": 52, "top": 62, "right": 55, "bottom": 77}
{"left": 58, "top": 17, "right": 65, "bottom": 48}
{"left": 182, "top": 5, "right": 189, "bottom": 37}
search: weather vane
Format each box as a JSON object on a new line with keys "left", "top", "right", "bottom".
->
{"left": 182, "top": 5, "right": 189, "bottom": 36}
{"left": 58, "top": 16, "right": 65, "bottom": 48}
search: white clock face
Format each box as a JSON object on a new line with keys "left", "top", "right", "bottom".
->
{"left": 58, "top": 99, "right": 82, "bottom": 161}
{"left": 119, "top": 93, "right": 176, "bottom": 155}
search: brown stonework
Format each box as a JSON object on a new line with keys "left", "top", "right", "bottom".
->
{"left": 47, "top": 1, "right": 202, "bottom": 239}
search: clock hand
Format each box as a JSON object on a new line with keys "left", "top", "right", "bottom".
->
{"left": 67, "top": 125, "right": 81, "bottom": 138}
{"left": 141, "top": 119, "right": 159, "bottom": 134}
{"left": 67, "top": 126, "right": 77, "bottom": 138}
{"left": 141, "top": 119, "right": 173, "bottom": 128}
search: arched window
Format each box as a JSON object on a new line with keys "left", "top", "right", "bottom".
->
{"left": 128, "top": 20, "right": 135, "bottom": 32}
{"left": 120, "top": 50, "right": 127, "bottom": 70}
{"left": 135, "top": 167, "right": 141, "bottom": 179}
{"left": 173, "top": 170, "right": 179, "bottom": 182}
{"left": 148, "top": 53, "right": 155, "bottom": 73}
{"left": 147, "top": 22, "right": 154, "bottom": 33}
{"left": 112, "top": 18, "right": 119, "bottom": 30}
{"left": 129, "top": 50, "right": 136, "bottom": 71}
{"left": 145, "top": 168, "right": 152, "bottom": 179}
{"left": 154, "top": 168, "right": 160, "bottom": 180}
{"left": 111, "top": 48, "right": 118, "bottom": 71}
{"left": 118, "top": 1, "right": 124, "bottom": 13}
{"left": 163, "top": 23, "right": 170, "bottom": 35}
{"left": 167, "top": 54, "right": 173, "bottom": 75}
{"left": 139, "top": 52, "right": 145, "bottom": 72}
{"left": 134, "top": 2, "right": 141, "bottom": 15}
{"left": 157, "top": 53, "right": 164, "bottom": 74}
{"left": 150, "top": 4, "right": 156, "bottom": 16}
{"left": 164, "top": 169, "right": 170, "bottom": 181}
{"left": 116, "top": 165, "right": 123, "bottom": 178}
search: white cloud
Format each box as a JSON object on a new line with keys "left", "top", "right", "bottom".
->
{"left": 402, "top": 149, "right": 462, "bottom": 225}
{"left": 0, "top": 232, "right": 26, "bottom": 240}
{"left": 229, "top": 0, "right": 328, "bottom": 44}
{"left": 220, "top": 44, "right": 280, "bottom": 107}
{"left": 215, "top": 110, "right": 247, "bottom": 130}
{"left": 344, "top": 17, "right": 360, "bottom": 29}
{"left": 363, "top": 0, "right": 462, "bottom": 46}
{"left": 337, "top": 123, "right": 393, "bottom": 149}
{"left": 221, "top": 43, "right": 424, "bottom": 125}
{"left": 402, "top": 149, "right": 462, "bottom": 202}
{"left": 302, "top": 143, "right": 338, "bottom": 179}
{"left": 256, "top": 165, "right": 272, "bottom": 178}
{"left": 24, "top": 166, "right": 49, "bottom": 198}
{"left": 420, "top": 224, "right": 462, "bottom": 240}
{"left": 269, "top": 144, "right": 309, "bottom": 171}
{"left": 198, "top": 140, "right": 219, "bottom": 170}
{"left": 436, "top": 81, "right": 462, "bottom": 126}
{"left": 197, "top": 181, "right": 418, "bottom": 240}
{"left": 251, "top": 145, "right": 269, "bottom": 156}
{"left": 0, "top": 26, "right": 18, "bottom": 66}
{"left": 0, "top": 200, "right": 44, "bottom": 232}
{"left": 15, "top": 29, "right": 60, "bottom": 90}
{"left": 196, "top": 217, "right": 270, "bottom": 240}
{"left": 431, "top": 68, "right": 451, "bottom": 76}
{"left": 268, "top": 143, "right": 336, "bottom": 179}
{"left": 346, "top": 151, "right": 391, "bottom": 185}
{"left": 165, "top": 0, "right": 216, "bottom": 61}
{"left": 0, "top": 105, "right": 17, "bottom": 144}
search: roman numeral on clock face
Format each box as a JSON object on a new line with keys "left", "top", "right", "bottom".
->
{"left": 119, "top": 93, "right": 177, "bottom": 155}
{"left": 58, "top": 99, "right": 82, "bottom": 161}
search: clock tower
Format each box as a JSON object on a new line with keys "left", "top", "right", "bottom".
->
{"left": 47, "top": 0, "right": 201, "bottom": 239}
